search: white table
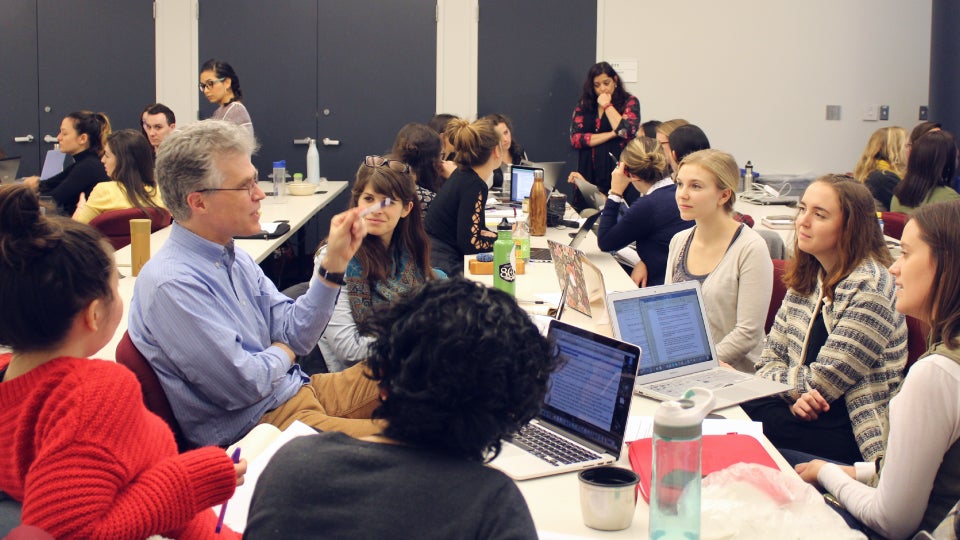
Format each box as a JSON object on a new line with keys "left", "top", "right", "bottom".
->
{"left": 464, "top": 221, "right": 801, "bottom": 538}
{"left": 97, "top": 182, "right": 347, "bottom": 361}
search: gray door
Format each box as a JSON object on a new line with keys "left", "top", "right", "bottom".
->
{"left": 199, "top": 0, "right": 436, "bottom": 182}
{"left": 315, "top": 0, "right": 436, "bottom": 181}
{"left": 478, "top": 0, "right": 596, "bottom": 198}
{"left": 0, "top": 0, "right": 41, "bottom": 172}
{"left": 199, "top": 0, "right": 319, "bottom": 178}
{"left": 0, "top": 0, "right": 155, "bottom": 176}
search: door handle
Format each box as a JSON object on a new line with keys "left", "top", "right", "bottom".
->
{"left": 14, "top": 135, "right": 35, "bottom": 143}
{"left": 293, "top": 138, "right": 311, "bottom": 145}
{"left": 322, "top": 137, "right": 340, "bottom": 147}
{"left": 43, "top": 135, "right": 58, "bottom": 143}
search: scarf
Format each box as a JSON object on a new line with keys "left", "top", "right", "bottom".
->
{"left": 344, "top": 247, "right": 427, "bottom": 324}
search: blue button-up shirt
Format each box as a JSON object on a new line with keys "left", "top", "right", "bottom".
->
{"left": 128, "top": 224, "right": 338, "bottom": 447}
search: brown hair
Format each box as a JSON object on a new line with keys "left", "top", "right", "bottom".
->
{"left": 444, "top": 118, "right": 500, "bottom": 169}
{"left": 910, "top": 200, "right": 960, "bottom": 349}
{"left": 349, "top": 163, "right": 434, "bottom": 284}
{"left": 784, "top": 174, "right": 892, "bottom": 299}
{"left": 0, "top": 185, "right": 113, "bottom": 352}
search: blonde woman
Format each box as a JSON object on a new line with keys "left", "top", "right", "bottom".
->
{"left": 665, "top": 149, "right": 773, "bottom": 373}
{"left": 853, "top": 126, "right": 907, "bottom": 211}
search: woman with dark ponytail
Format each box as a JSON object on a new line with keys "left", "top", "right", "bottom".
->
{"left": 200, "top": 59, "right": 254, "bottom": 135}
{"left": 23, "top": 110, "right": 110, "bottom": 215}
{"left": 0, "top": 184, "right": 245, "bottom": 539}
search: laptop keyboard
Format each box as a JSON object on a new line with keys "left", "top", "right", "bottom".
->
{"left": 510, "top": 423, "right": 601, "bottom": 466}
{"left": 645, "top": 369, "right": 752, "bottom": 399}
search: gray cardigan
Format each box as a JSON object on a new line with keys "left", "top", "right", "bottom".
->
{"left": 666, "top": 225, "right": 773, "bottom": 373}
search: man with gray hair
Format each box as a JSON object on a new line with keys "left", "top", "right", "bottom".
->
{"left": 129, "top": 120, "right": 380, "bottom": 447}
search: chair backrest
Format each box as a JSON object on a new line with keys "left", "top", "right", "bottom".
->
{"left": 89, "top": 207, "right": 173, "bottom": 249}
{"left": 905, "top": 315, "right": 931, "bottom": 375}
{"left": 765, "top": 259, "right": 789, "bottom": 335}
{"left": 115, "top": 331, "right": 193, "bottom": 452}
{"left": 881, "top": 211, "right": 908, "bottom": 240}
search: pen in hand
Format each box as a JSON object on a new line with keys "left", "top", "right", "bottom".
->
{"left": 358, "top": 197, "right": 393, "bottom": 218}
{"left": 215, "top": 448, "right": 242, "bottom": 534}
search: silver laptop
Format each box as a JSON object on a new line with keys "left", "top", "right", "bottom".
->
{"left": 0, "top": 157, "right": 21, "bottom": 184}
{"left": 509, "top": 164, "right": 558, "bottom": 202}
{"left": 489, "top": 319, "right": 640, "bottom": 480}
{"left": 521, "top": 160, "right": 564, "bottom": 194}
{"left": 528, "top": 211, "right": 601, "bottom": 263}
{"left": 606, "top": 281, "right": 790, "bottom": 410}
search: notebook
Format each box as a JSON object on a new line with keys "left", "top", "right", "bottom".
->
{"left": 606, "top": 281, "right": 791, "bottom": 409}
{"left": 528, "top": 211, "right": 601, "bottom": 263}
{"left": 547, "top": 241, "right": 592, "bottom": 316}
{"left": 489, "top": 319, "right": 640, "bottom": 480}
{"left": 0, "top": 157, "right": 21, "bottom": 184}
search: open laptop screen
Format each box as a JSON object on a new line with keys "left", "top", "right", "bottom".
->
{"left": 543, "top": 320, "right": 638, "bottom": 454}
{"left": 609, "top": 286, "right": 713, "bottom": 376}
{"left": 510, "top": 165, "right": 541, "bottom": 202}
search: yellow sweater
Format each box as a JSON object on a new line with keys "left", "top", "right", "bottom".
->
{"left": 73, "top": 181, "right": 165, "bottom": 224}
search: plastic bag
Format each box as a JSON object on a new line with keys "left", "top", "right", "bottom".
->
{"left": 699, "top": 463, "right": 866, "bottom": 540}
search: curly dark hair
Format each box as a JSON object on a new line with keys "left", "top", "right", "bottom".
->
{"left": 359, "top": 278, "right": 561, "bottom": 462}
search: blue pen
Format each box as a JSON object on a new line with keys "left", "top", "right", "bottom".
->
{"left": 215, "top": 448, "right": 242, "bottom": 534}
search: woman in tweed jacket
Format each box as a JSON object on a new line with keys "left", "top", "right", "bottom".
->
{"left": 746, "top": 175, "right": 907, "bottom": 464}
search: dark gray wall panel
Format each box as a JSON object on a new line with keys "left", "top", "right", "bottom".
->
{"left": 478, "top": 0, "right": 596, "bottom": 198}
{"left": 0, "top": 0, "right": 40, "bottom": 172}
{"left": 930, "top": 0, "right": 959, "bottom": 132}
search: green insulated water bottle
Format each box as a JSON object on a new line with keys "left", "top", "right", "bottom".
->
{"left": 493, "top": 217, "right": 516, "bottom": 297}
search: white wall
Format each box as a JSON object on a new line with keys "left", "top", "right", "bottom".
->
{"left": 156, "top": 1, "right": 932, "bottom": 175}
{"left": 598, "top": 0, "right": 931, "bottom": 175}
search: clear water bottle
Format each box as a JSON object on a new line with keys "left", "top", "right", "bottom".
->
{"left": 514, "top": 219, "right": 530, "bottom": 260}
{"left": 877, "top": 212, "right": 885, "bottom": 236}
{"left": 306, "top": 139, "right": 321, "bottom": 185}
{"left": 650, "top": 388, "right": 715, "bottom": 540}
{"left": 272, "top": 160, "right": 286, "bottom": 200}
{"left": 502, "top": 163, "right": 512, "bottom": 199}
{"left": 493, "top": 217, "right": 516, "bottom": 297}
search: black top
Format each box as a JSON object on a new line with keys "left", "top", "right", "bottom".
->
{"left": 245, "top": 432, "right": 538, "bottom": 539}
{"left": 864, "top": 170, "right": 900, "bottom": 212}
{"left": 425, "top": 168, "right": 494, "bottom": 256}
{"left": 596, "top": 184, "right": 693, "bottom": 287}
{"left": 38, "top": 149, "right": 108, "bottom": 215}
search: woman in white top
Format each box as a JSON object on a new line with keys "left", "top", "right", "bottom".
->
{"left": 665, "top": 149, "right": 773, "bottom": 373}
{"left": 797, "top": 200, "right": 960, "bottom": 539}
{"left": 199, "top": 59, "right": 253, "bottom": 135}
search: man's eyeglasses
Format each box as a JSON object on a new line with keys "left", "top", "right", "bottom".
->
{"left": 363, "top": 155, "right": 410, "bottom": 174}
{"left": 195, "top": 174, "right": 259, "bottom": 197}
{"left": 198, "top": 77, "right": 226, "bottom": 91}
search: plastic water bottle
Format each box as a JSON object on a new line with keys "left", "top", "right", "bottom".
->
{"left": 743, "top": 161, "right": 754, "bottom": 193}
{"left": 306, "top": 139, "right": 321, "bottom": 185}
{"left": 493, "top": 218, "right": 516, "bottom": 297}
{"left": 514, "top": 219, "right": 530, "bottom": 260}
{"left": 272, "top": 160, "right": 286, "bottom": 200}
{"left": 877, "top": 212, "right": 885, "bottom": 236}
{"left": 502, "top": 163, "right": 512, "bottom": 199}
{"left": 650, "top": 388, "right": 716, "bottom": 540}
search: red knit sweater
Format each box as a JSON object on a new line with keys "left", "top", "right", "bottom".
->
{"left": 0, "top": 354, "right": 241, "bottom": 539}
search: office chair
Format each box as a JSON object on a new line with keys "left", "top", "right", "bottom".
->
{"left": 765, "top": 259, "right": 789, "bottom": 335}
{"left": 115, "top": 331, "right": 194, "bottom": 453}
{"left": 905, "top": 315, "right": 931, "bottom": 375}
{"left": 89, "top": 207, "right": 172, "bottom": 249}
{"left": 880, "top": 211, "right": 908, "bottom": 240}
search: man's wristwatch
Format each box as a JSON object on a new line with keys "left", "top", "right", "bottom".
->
{"left": 317, "top": 265, "right": 345, "bottom": 286}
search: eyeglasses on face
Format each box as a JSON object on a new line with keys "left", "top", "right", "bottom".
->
{"left": 195, "top": 173, "right": 260, "bottom": 197}
{"left": 363, "top": 155, "right": 410, "bottom": 174}
{"left": 198, "top": 77, "right": 226, "bottom": 91}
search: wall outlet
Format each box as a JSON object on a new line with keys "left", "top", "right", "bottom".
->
{"left": 920, "top": 106, "right": 929, "bottom": 120}
{"left": 826, "top": 105, "right": 841, "bottom": 121}
{"left": 879, "top": 105, "right": 889, "bottom": 121}
{"left": 863, "top": 104, "right": 879, "bottom": 121}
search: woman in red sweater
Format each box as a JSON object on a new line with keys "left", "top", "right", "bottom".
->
{"left": 0, "top": 184, "right": 245, "bottom": 539}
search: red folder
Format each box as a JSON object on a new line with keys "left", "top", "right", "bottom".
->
{"left": 628, "top": 434, "right": 779, "bottom": 503}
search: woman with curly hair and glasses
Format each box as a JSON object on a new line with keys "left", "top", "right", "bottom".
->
{"left": 246, "top": 278, "right": 561, "bottom": 539}
{"left": 313, "top": 156, "right": 444, "bottom": 372}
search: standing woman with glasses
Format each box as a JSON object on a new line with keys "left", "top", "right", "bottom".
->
{"left": 199, "top": 59, "right": 253, "bottom": 135}
{"left": 22, "top": 111, "right": 111, "bottom": 216}
{"left": 424, "top": 118, "right": 501, "bottom": 276}
{"left": 314, "top": 156, "right": 444, "bottom": 372}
